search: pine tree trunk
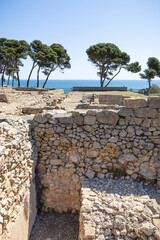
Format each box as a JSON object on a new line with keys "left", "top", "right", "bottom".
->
{"left": 7, "top": 74, "right": 11, "bottom": 86}
{"left": 37, "top": 66, "right": 40, "bottom": 88}
{"left": 17, "top": 72, "right": 20, "bottom": 87}
{"left": 12, "top": 74, "right": 14, "bottom": 87}
{"left": 42, "top": 71, "right": 52, "bottom": 88}
{"left": 1, "top": 68, "right": 5, "bottom": 87}
{"left": 27, "top": 62, "right": 36, "bottom": 87}
{"left": 148, "top": 79, "right": 151, "bottom": 89}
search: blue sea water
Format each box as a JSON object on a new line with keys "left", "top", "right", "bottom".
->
{"left": 5, "top": 79, "right": 160, "bottom": 93}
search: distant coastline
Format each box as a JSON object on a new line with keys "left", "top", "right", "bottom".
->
{"left": 4, "top": 79, "right": 160, "bottom": 93}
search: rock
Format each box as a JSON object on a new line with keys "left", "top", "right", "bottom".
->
{"left": 140, "top": 162, "right": 157, "bottom": 181}
{"left": 86, "top": 149, "right": 99, "bottom": 158}
{"left": 0, "top": 94, "right": 8, "bottom": 103}
{"left": 22, "top": 107, "right": 43, "bottom": 114}
{"left": 86, "top": 169, "right": 95, "bottom": 179}
{"left": 148, "top": 97, "right": 160, "bottom": 108}
{"left": 34, "top": 114, "right": 48, "bottom": 123}
{"left": 119, "top": 108, "right": 133, "bottom": 117}
{"left": 82, "top": 94, "right": 95, "bottom": 103}
{"left": 83, "top": 223, "right": 95, "bottom": 238}
{"left": 96, "top": 110, "right": 119, "bottom": 125}
{"left": 140, "top": 222, "right": 156, "bottom": 236}
{"left": 124, "top": 98, "right": 148, "bottom": 108}
{"left": 84, "top": 115, "right": 96, "bottom": 125}
{"left": 114, "top": 215, "right": 125, "bottom": 230}
{"left": 134, "top": 108, "right": 158, "bottom": 118}
{"left": 58, "top": 113, "right": 73, "bottom": 124}
{"left": 74, "top": 115, "right": 84, "bottom": 125}
{"left": 118, "top": 153, "right": 138, "bottom": 166}
{"left": 152, "top": 119, "right": 160, "bottom": 127}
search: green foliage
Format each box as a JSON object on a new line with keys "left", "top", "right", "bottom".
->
{"left": 140, "top": 57, "right": 160, "bottom": 89}
{"left": 0, "top": 38, "right": 29, "bottom": 86}
{"left": 86, "top": 43, "right": 141, "bottom": 87}
{"left": 149, "top": 84, "right": 160, "bottom": 94}
{"left": 113, "top": 168, "right": 126, "bottom": 178}
{"left": 42, "top": 43, "right": 71, "bottom": 88}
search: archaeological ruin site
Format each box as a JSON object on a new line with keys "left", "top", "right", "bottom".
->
{"left": 0, "top": 87, "right": 160, "bottom": 240}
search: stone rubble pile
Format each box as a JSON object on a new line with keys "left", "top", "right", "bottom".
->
{"left": 79, "top": 178, "right": 160, "bottom": 240}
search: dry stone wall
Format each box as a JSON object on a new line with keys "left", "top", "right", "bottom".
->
{"left": 33, "top": 96, "right": 160, "bottom": 213}
{"left": 0, "top": 115, "right": 37, "bottom": 240}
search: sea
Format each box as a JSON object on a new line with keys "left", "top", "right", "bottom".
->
{"left": 5, "top": 79, "right": 160, "bottom": 93}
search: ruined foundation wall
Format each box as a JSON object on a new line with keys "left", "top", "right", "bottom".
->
{"left": 0, "top": 115, "right": 37, "bottom": 240}
{"left": 33, "top": 97, "right": 160, "bottom": 213}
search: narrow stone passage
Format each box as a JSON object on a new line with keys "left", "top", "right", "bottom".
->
{"left": 29, "top": 212, "right": 79, "bottom": 240}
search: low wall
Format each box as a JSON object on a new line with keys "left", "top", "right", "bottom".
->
{"left": 32, "top": 96, "right": 160, "bottom": 213}
{"left": 99, "top": 94, "right": 130, "bottom": 105}
{"left": 0, "top": 115, "right": 37, "bottom": 240}
{"left": 73, "top": 87, "right": 127, "bottom": 91}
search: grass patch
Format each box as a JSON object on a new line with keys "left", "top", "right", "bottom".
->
{"left": 113, "top": 168, "right": 126, "bottom": 178}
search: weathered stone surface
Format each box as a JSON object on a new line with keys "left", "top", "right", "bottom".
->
{"left": 34, "top": 114, "right": 48, "bottom": 123}
{"left": 134, "top": 107, "right": 158, "bottom": 118}
{"left": 124, "top": 98, "right": 148, "bottom": 108}
{"left": 152, "top": 119, "right": 160, "bottom": 127}
{"left": 140, "top": 162, "right": 157, "bottom": 181}
{"left": 0, "top": 94, "right": 8, "bottom": 103}
{"left": 84, "top": 115, "right": 96, "bottom": 125}
{"left": 79, "top": 178, "right": 160, "bottom": 240}
{"left": 96, "top": 110, "right": 119, "bottom": 124}
{"left": 86, "top": 149, "right": 99, "bottom": 158}
{"left": 74, "top": 115, "right": 84, "bottom": 125}
{"left": 148, "top": 96, "right": 160, "bottom": 108}
{"left": 119, "top": 108, "right": 133, "bottom": 116}
{"left": 118, "top": 153, "right": 138, "bottom": 166}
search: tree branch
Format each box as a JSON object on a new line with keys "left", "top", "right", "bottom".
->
{"left": 104, "top": 67, "right": 124, "bottom": 87}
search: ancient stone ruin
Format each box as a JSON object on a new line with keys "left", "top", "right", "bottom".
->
{"left": 0, "top": 96, "right": 160, "bottom": 240}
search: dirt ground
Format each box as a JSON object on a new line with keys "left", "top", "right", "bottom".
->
{"left": 29, "top": 212, "right": 79, "bottom": 240}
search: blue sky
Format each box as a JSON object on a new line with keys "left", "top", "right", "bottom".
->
{"left": 1, "top": 0, "right": 160, "bottom": 80}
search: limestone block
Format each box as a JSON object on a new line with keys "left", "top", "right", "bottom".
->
{"left": 83, "top": 223, "right": 95, "bottom": 239}
{"left": 96, "top": 110, "right": 119, "bottom": 125}
{"left": 118, "top": 153, "right": 138, "bottom": 166}
{"left": 139, "top": 162, "right": 157, "bottom": 181}
{"left": 84, "top": 115, "right": 96, "bottom": 125}
{"left": 134, "top": 108, "right": 158, "bottom": 118}
{"left": 119, "top": 108, "right": 133, "bottom": 117}
{"left": 152, "top": 119, "right": 160, "bottom": 127}
{"left": 74, "top": 115, "right": 84, "bottom": 125}
{"left": 34, "top": 114, "right": 48, "bottom": 123}
{"left": 148, "top": 96, "right": 160, "bottom": 108}
{"left": 86, "top": 149, "right": 99, "bottom": 158}
{"left": 124, "top": 98, "right": 148, "bottom": 108}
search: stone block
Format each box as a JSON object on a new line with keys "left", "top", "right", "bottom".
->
{"left": 119, "top": 108, "right": 133, "bottom": 117}
{"left": 139, "top": 162, "right": 157, "bottom": 181}
{"left": 84, "top": 115, "right": 96, "bottom": 125}
{"left": 118, "top": 153, "right": 138, "bottom": 166}
{"left": 124, "top": 98, "right": 148, "bottom": 108}
{"left": 134, "top": 108, "right": 158, "bottom": 118}
{"left": 96, "top": 110, "right": 119, "bottom": 125}
{"left": 151, "top": 119, "right": 160, "bottom": 127}
{"left": 148, "top": 97, "right": 160, "bottom": 108}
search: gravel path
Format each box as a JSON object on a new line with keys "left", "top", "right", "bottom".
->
{"left": 29, "top": 212, "right": 79, "bottom": 240}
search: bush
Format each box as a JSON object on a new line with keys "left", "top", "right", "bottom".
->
{"left": 149, "top": 84, "right": 160, "bottom": 94}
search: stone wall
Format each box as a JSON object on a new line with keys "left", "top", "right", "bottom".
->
{"left": 99, "top": 94, "right": 130, "bottom": 105}
{"left": 0, "top": 115, "right": 37, "bottom": 240}
{"left": 32, "top": 96, "right": 160, "bottom": 213}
